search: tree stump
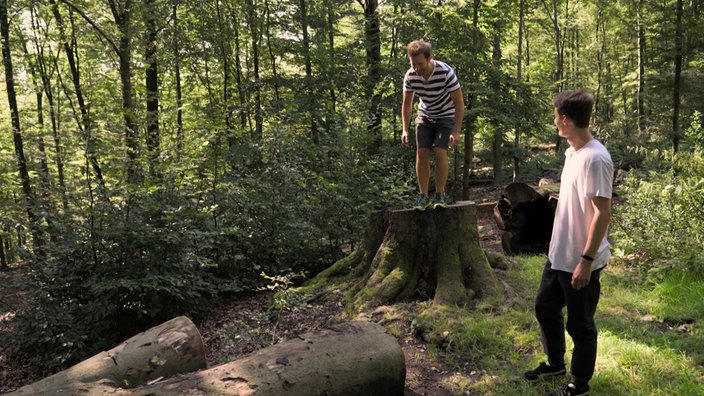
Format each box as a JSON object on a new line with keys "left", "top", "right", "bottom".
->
{"left": 493, "top": 182, "right": 557, "bottom": 255}
{"left": 9, "top": 316, "right": 206, "bottom": 395}
{"left": 323, "top": 201, "right": 500, "bottom": 310}
{"left": 14, "top": 321, "right": 406, "bottom": 396}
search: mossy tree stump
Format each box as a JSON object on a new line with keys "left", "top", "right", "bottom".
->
{"left": 315, "top": 201, "right": 500, "bottom": 311}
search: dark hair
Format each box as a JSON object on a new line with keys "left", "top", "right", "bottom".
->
{"left": 407, "top": 39, "right": 432, "bottom": 59}
{"left": 553, "top": 89, "right": 594, "bottom": 128}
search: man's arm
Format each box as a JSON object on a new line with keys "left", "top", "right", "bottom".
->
{"left": 449, "top": 88, "right": 464, "bottom": 147}
{"left": 572, "top": 195, "right": 612, "bottom": 289}
{"left": 401, "top": 90, "right": 414, "bottom": 147}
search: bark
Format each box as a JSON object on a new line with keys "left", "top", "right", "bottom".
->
{"left": 325, "top": 202, "right": 500, "bottom": 311}
{"left": 144, "top": 0, "right": 160, "bottom": 175}
{"left": 672, "top": 0, "right": 683, "bottom": 153}
{"left": 1, "top": 0, "right": 43, "bottom": 249}
{"left": 359, "top": 0, "right": 382, "bottom": 152}
{"left": 9, "top": 316, "right": 206, "bottom": 395}
{"left": 461, "top": 0, "right": 481, "bottom": 200}
{"left": 51, "top": 0, "right": 106, "bottom": 188}
{"left": 637, "top": 0, "right": 646, "bottom": 136}
{"left": 13, "top": 321, "right": 405, "bottom": 396}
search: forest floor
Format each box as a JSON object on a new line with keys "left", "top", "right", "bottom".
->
{"left": 0, "top": 185, "right": 507, "bottom": 394}
{"left": 195, "top": 185, "right": 506, "bottom": 396}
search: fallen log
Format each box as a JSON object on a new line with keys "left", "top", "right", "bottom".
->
{"left": 17, "top": 320, "right": 405, "bottom": 396}
{"left": 8, "top": 315, "right": 206, "bottom": 395}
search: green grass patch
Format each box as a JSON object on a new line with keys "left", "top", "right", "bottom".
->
{"left": 430, "top": 254, "right": 704, "bottom": 396}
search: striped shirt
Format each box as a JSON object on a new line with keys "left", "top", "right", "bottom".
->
{"left": 403, "top": 60, "right": 461, "bottom": 119}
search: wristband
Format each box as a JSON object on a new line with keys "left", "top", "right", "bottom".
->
{"left": 581, "top": 254, "right": 594, "bottom": 262}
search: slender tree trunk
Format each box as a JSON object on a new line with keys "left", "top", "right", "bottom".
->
{"left": 264, "top": 0, "right": 280, "bottom": 103}
{"left": 1, "top": 0, "right": 43, "bottom": 249}
{"left": 173, "top": 4, "right": 184, "bottom": 154}
{"left": 299, "top": 0, "right": 318, "bottom": 144}
{"left": 0, "top": 235, "right": 6, "bottom": 270}
{"left": 461, "top": 0, "right": 481, "bottom": 200}
{"left": 246, "top": 0, "right": 263, "bottom": 139}
{"left": 544, "top": 0, "right": 565, "bottom": 152}
{"left": 514, "top": 0, "right": 525, "bottom": 182}
{"left": 594, "top": 6, "right": 603, "bottom": 126}
{"left": 360, "top": 0, "right": 382, "bottom": 152}
{"left": 108, "top": 0, "right": 140, "bottom": 181}
{"left": 145, "top": 0, "right": 160, "bottom": 176}
{"left": 636, "top": 0, "right": 646, "bottom": 136}
{"left": 672, "top": 0, "right": 683, "bottom": 153}
{"left": 491, "top": 21, "right": 503, "bottom": 186}
{"left": 51, "top": 0, "right": 105, "bottom": 189}
{"left": 229, "top": 5, "right": 248, "bottom": 138}
{"left": 30, "top": 8, "right": 68, "bottom": 211}
{"left": 215, "top": 0, "right": 233, "bottom": 136}
{"left": 21, "top": 16, "right": 53, "bottom": 205}
{"left": 550, "top": 0, "right": 563, "bottom": 91}
{"left": 324, "top": 0, "right": 337, "bottom": 132}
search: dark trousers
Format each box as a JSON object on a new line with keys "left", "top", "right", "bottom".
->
{"left": 535, "top": 261, "right": 601, "bottom": 387}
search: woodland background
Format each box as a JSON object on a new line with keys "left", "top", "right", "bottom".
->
{"left": 1, "top": 0, "right": 703, "bottom": 391}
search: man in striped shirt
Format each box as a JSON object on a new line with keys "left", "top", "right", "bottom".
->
{"left": 401, "top": 39, "right": 464, "bottom": 210}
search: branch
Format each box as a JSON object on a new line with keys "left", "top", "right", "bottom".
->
{"left": 57, "top": 0, "right": 120, "bottom": 57}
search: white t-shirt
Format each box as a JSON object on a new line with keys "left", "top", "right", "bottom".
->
{"left": 548, "top": 139, "right": 613, "bottom": 273}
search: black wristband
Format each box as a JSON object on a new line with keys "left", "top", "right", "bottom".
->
{"left": 581, "top": 254, "right": 594, "bottom": 262}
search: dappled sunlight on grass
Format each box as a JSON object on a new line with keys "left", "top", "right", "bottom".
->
{"left": 454, "top": 256, "right": 704, "bottom": 395}
{"left": 593, "top": 330, "right": 704, "bottom": 395}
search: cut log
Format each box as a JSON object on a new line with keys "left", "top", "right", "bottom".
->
{"left": 18, "top": 320, "right": 406, "bottom": 396}
{"left": 347, "top": 201, "right": 500, "bottom": 310}
{"left": 8, "top": 315, "right": 206, "bottom": 395}
{"left": 493, "top": 182, "right": 557, "bottom": 255}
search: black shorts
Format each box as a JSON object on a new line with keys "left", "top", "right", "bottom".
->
{"left": 415, "top": 116, "right": 455, "bottom": 149}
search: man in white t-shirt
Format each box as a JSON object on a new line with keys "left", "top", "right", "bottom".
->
{"left": 524, "top": 89, "right": 613, "bottom": 396}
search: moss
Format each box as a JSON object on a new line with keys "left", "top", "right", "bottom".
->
{"left": 434, "top": 248, "right": 469, "bottom": 306}
{"left": 485, "top": 251, "right": 516, "bottom": 270}
{"left": 302, "top": 248, "right": 365, "bottom": 292}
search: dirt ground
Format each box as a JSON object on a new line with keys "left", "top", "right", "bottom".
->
{"left": 0, "top": 186, "right": 506, "bottom": 395}
{"left": 196, "top": 188, "right": 504, "bottom": 396}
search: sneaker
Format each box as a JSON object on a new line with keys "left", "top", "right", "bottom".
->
{"left": 432, "top": 193, "right": 446, "bottom": 209}
{"left": 413, "top": 194, "right": 432, "bottom": 211}
{"left": 546, "top": 382, "right": 589, "bottom": 396}
{"left": 524, "top": 362, "right": 566, "bottom": 381}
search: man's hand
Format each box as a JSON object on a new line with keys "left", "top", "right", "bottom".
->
{"left": 450, "top": 131, "right": 460, "bottom": 149}
{"left": 571, "top": 259, "right": 592, "bottom": 290}
{"left": 401, "top": 131, "right": 410, "bottom": 148}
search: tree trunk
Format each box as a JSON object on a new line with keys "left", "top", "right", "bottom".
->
{"left": 326, "top": 202, "right": 499, "bottom": 311}
{"left": 12, "top": 321, "right": 405, "bottom": 396}
{"left": 671, "top": 0, "right": 683, "bottom": 153}
{"left": 144, "top": 0, "right": 160, "bottom": 176}
{"left": 636, "top": 0, "right": 646, "bottom": 136}
{"left": 1, "top": 0, "right": 43, "bottom": 250}
{"left": 9, "top": 316, "right": 206, "bottom": 395}
{"left": 49, "top": 0, "right": 105, "bottom": 189}
{"left": 361, "top": 0, "right": 382, "bottom": 152}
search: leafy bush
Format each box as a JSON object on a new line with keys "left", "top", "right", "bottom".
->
{"left": 0, "top": 189, "right": 238, "bottom": 372}
{"left": 611, "top": 150, "right": 704, "bottom": 278}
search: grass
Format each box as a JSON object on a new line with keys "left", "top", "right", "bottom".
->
{"left": 431, "top": 255, "right": 704, "bottom": 395}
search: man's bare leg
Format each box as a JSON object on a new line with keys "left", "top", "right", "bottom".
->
{"left": 434, "top": 147, "right": 448, "bottom": 194}
{"left": 416, "top": 148, "right": 431, "bottom": 195}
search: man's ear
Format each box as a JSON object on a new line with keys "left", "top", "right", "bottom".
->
{"left": 561, "top": 114, "right": 571, "bottom": 127}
